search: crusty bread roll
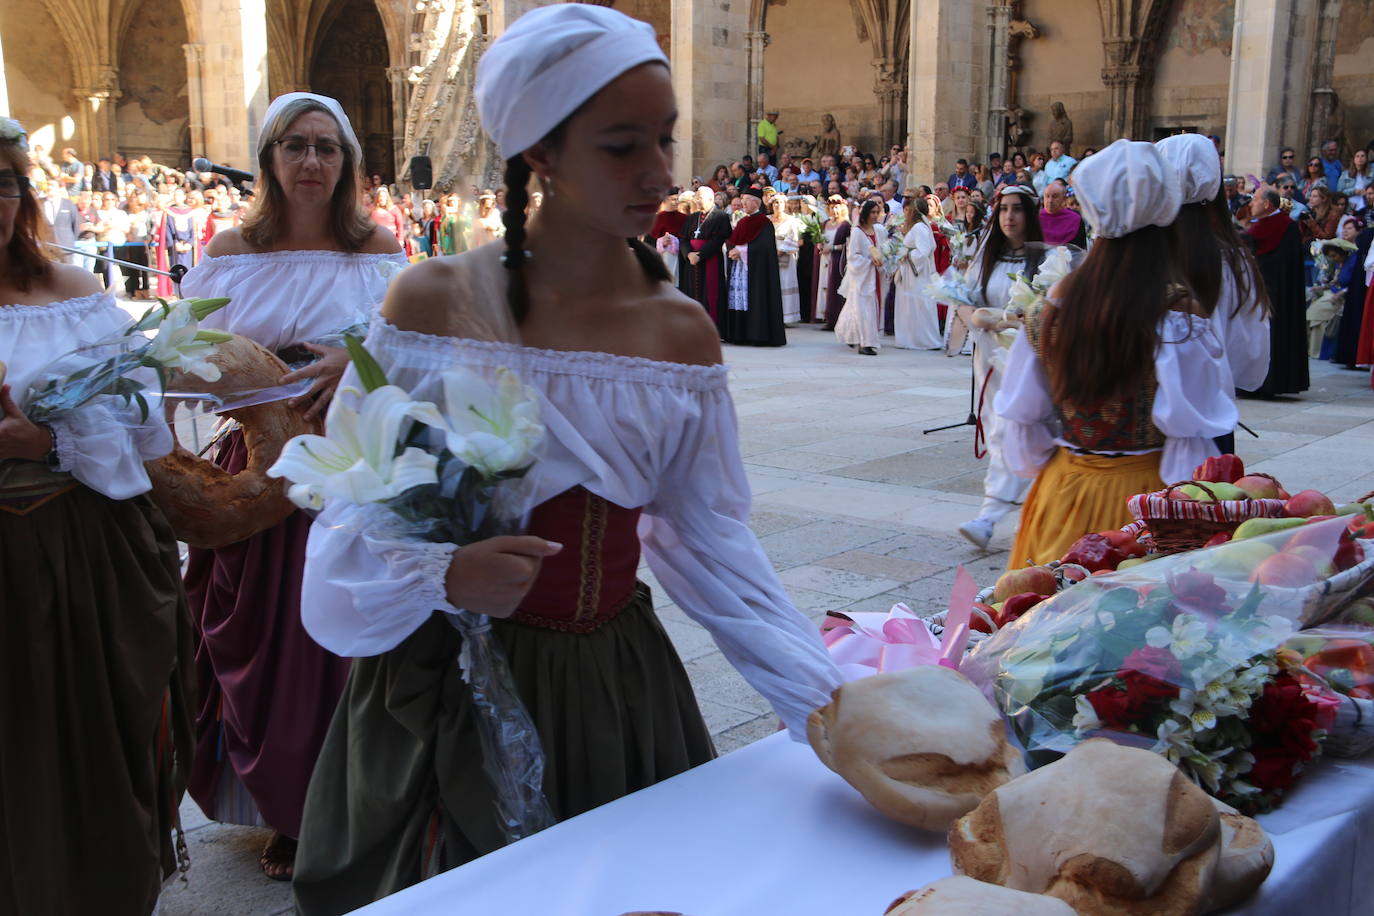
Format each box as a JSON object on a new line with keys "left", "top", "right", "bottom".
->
{"left": 807, "top": 666, "right": 1026, "bottom": 831}
{"left": 949, "top": 739, "right": 1221, "bottom": 916}
{"left": 147, "top": 334, "right": 317, "bottom": 548}
{"left": 1202, "top": 798, "right": 1273, "bottom": 912}
{"left": 884, "top": 876, "right": 1078, "bottom": 914}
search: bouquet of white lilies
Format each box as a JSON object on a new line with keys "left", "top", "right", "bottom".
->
{"left": 268, "top": 338, "right": 555, "bottom": 844}
{"left": 1004, "top": 245, "right": 1077, "bottom": 321}
{"left": 25, "top": 296, "right": 231, "bottom": 424}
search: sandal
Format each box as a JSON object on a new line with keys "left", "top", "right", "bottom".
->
{"left": 259, "top": 832, "right": 297, "bottom": 882}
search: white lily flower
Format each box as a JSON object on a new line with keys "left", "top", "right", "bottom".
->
{"left": 145, "top": 300, "right": 222, "bottom": 381}
{"left": 1035, "top": 246, "right": 1075, "bottom": 292}
{"left": 435, "top": 366, "right": 544, "bottom": 477}
{"left": 1005, "top": 274, "right": 1040, "bottom": 316}
{"left": 268, "top": 384, "right": 444, "bottom": 506}
{"left": 1072, "top": 694, "right": 1102, "bottom": 733}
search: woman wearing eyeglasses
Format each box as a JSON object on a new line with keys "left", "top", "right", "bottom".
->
{"left": 0, "top": 118, "right": 194, "bottom": 915}
{"left": 1299, "top": 158, "right": 1328, "bottom": 205}
{"left": 176, "top": 92, "right": 405, "bottom": 881}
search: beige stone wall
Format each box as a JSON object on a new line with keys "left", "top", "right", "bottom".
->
{"left": 671, "top": 0, "right": 747, "bottom": 184}
{"left": 1149, "top": 0, "right": 1233, "bottom": 141}
{"left": 1333, "top": 1, "right": 1374, "bottom": 156}
{"left": 612, "top": 0, "right": 672, "bottom": 55}
{"left": 908, "top": 0, "right": 986, "bottom": 184}
{"left": 1017, "top": 0, "right": 1107, "bottom": 155}
{"left": 762, "top": 0, "right": 881, "bottom": 156}
{"left": 116, "top": 0, "right": 190, "bottom": 162}
{"left": 1, "top": 2, "right": 80, "bottom": 157}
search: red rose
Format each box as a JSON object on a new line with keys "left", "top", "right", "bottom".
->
{"left": 1248, "top": 750, "right": 1301, "bottom": 793}
{"left": 1087, "top": 685, "right": 1137, "bottom": 729}
{"left": 1168, "top": 569, "right": 1229, "bottom": 614}
{"left": 1121, "top": 647, "right": 1183, "bottom": 686}
{"left": 1250, "top": 674, "right": 1313, "bottom": 738}
{"left": 1278, "top": 717, "right": 1320, "bottom": 758}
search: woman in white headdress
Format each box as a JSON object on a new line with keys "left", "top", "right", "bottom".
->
{"left": 774, "top": 195, "right": 803, "bottom": 323}
{"left": 290, "top": 6, "right": 843, "bottom": 912}
{"left": 995, "top": 139, "right": 1237, "bottom": 566}
{"left": 472, "top": 190, "right": 505, "bottom": 246}
{"left": 177, "top": 91, "right": 406, "bottom": 880}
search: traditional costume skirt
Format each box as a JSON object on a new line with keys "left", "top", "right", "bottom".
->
{"left": 0, "top": 462, "right": 194, "bottom": 915}
{"left": 292, "top": 488, "right": 715, "bottom": 915}
{"left": 1008, "top": 448, "right": 1164, "bottom": 568}
{"left": 183, "top": 429, "right": 351, "bottom": 837}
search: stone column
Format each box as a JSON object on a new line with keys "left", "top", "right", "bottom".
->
{"left": 1224, "top": 0, "right": 1318, "bottom": 180}
{"left": 74, "top": 72, "right": 121, "bottom": 160}
{"left": 194, "top": 0, "right": 271, "bottom": 168}
{"left": 908, "top": 0, "right": 984, "bottom": 184}
{"left": 745, "top": 29, "right": 769, "bottom": 158}
{"left": 873, "top": 56, "right": 905, "bottom": 151}
{"left": 387, "top": 65, "right": 411, "bottom": 176}
{"left": 671, "top": 0, "right": 747, "bottom": 185}
{"left": 984, "top": 3, "right": 1012, "bottom": 160}
{"left": 183, "top": 43, "right": 207, "bottom": 160}
{"left": 1101, "top": 41, "right": 1152, "bottom": 141}
{"left": 1305, "top": 0, "right": 1343, "bottom": 161}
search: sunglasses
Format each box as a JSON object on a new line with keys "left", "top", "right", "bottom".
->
{"left": 1281, "top": 154, "right": 1295, "bottom": 159}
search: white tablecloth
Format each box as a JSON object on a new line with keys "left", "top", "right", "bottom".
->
{"left": 355, "top": 733, "right": 1374, "bottom": 915}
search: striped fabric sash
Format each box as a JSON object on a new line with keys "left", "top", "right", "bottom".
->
{"left": 0, "top": 461, "right": 80, "bottom": 516}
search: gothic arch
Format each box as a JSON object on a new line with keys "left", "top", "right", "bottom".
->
{"left": 1096, "top": 0, "right": 1175, "bottom": 139}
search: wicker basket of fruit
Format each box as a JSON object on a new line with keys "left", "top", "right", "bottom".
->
{"left": 1128, "top": 479, "right": 1289, "bottom": 554}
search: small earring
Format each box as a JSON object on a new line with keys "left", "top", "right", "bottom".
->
{"left": 540, "top": 175, "right": 555, "bottom": 199}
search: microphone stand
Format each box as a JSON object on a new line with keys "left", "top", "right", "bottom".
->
{"left": 923, "top": 337, "right": 979, "bottom": 435}
{"left": 44, "top": 242, "right": 188, "bottom": 295}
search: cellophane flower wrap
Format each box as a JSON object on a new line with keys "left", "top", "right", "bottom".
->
{"left": 924, "top": 264, "right": 980, "bottom": 308}
{"left": 268, "top": 338, "right": 555, "bottom": 844}
{"left": 24, "top": 296, "right": 231, "bottom": 424}
{"left": 963, "top": 515, "right": 1374, "bottom": 814}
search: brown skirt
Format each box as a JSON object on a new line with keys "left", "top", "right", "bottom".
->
{"left": 292, "top": 583, "right": 715, "bottom": 916}
{"left": 0, "top": 472, "right": 194, "bottom": 916}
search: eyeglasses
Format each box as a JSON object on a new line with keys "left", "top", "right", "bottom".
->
{"left": 274, "top": 138, "right": 344, "bottom": 164}
{"left": 0, "top": 172, "right": 29, "bottom": 198}
{"left": 1281, "top": 154, "right": 1295, "bottom": 159}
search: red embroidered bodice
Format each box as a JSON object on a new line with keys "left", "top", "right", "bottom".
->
{"left": 511, "top": 487, "right": 643, "bottom": 633}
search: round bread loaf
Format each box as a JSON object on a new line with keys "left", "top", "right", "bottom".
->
{"left": 949, "top": 739, "right": 1221, "bottom": 916}
{"left": 807, "top": 666, "right": 1026, "bottom": 830}
{"left": 884, "top": 876, "right": 1078, "bottom": 915}
{"left": 1202, "top": 797, "right": 1273, "bottom": 911}
{"left": 146, "top": 334, "right": 316, "bottom": 547}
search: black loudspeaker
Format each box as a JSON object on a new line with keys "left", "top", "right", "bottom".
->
{"left": 410, "top": 155, "right": 433, "bottom": 190}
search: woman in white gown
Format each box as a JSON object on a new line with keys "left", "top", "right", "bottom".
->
{"left": 177, "top": 92, "right": 407, "bottom": 881}
{"left": 892, "top": 196, "right": 942, "bottom": 349}
{"left": 290, "top": 9, "right": 842, "bottom": 913}
{"left": 773, "top": 196, "right": 802, "bottom": 323}
{"left": 835, "top": 198, "right": 888, "bottom": 354}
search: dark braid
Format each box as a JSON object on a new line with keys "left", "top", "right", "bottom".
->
{"left": 501, "top": 155, "right": 673, "bottom": 325}
{"left": 501, "top": 156, "right": 533, "bottom": 324}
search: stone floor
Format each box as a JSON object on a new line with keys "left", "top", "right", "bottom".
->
{"left": 155, "top": 323, "right": 1374, "bottom": 914}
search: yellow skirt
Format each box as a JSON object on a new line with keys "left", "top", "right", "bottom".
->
{"left": 1008, "top": 447, "right": 1164, "bottom": 569}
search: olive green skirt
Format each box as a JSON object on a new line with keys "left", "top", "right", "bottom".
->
{"left": 293, "top": 583, "right": 715, "bottom": 915}
{"left": 0, "top": 477, "right": 194, "bottom": 916}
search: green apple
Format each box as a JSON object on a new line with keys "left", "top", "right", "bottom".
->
{"left": 1205, "top": 540, "right": 1278, "bottom": 578}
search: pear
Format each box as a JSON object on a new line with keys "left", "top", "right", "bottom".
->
{"left": 1232, "top": 516, "right": 1307, "bottom": 541}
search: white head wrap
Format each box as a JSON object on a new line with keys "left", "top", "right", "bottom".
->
{"left": 1156, "top": 133, "right": 1221, "bottom": 206}
{"left": 258, "top": 92, "right": 363, "bottom": 169}
{"left": 1070, "top": 138, "right": 1182, "bottom": 239}
{"left": 475, "top": 5, "right": 669, "bottom": 160}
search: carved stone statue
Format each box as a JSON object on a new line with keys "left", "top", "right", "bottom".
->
{"left": 1048, "top": 101, "right": 1074, "bottom": 151}
{"left": 814, "top": 113, "right": 842, "bottom": 159}
{"left": 782, "top": 134, "right": 816, "bottom": 161}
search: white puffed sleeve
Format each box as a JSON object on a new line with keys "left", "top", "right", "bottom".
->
{"left": 640, "top": 386, "right": 843, "bottom": 740}
{"left": 49, "top": 401, "right": 172, "bottom": 500}
{"left": 993, "top": 330, "right": 1060, "bottom": 478}
{"left": 299, "top": 363, "right": 460, "bottom": 657}
{"left": 1212, "top": 264, "right": 1271, "bottom": 392}
{"left": 1153, "top": 313, "right": 1237, "bottom": 482}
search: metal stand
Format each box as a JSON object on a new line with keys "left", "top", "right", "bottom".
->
{"left": 924, "top": 338, "right": 979, "bottom": 435}
{"left": 43, "top": 242, "right": 188, "bottom": 294}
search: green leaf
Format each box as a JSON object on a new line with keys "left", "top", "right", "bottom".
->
{"left": 344, "top": 334, "right": 389, "bottom": 392}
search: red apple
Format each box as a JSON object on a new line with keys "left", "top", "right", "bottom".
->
{"left": 1234, "top": 475, "right": 1284, "bottom": 500}
{"left": 992, "top": 565, "right": 1058, "bottom": 603}
{"left": 999, "top": 592, "right": 1046, "bottom": 625}
{"left": 1285, "top": 489, "right": 1337, "bottom": 518}
{"left": 1287, "top": 545, "right": 1336, "bottom": 578}
{"left": 970, "top": 603, "right": 999, "bottom": 634}
{"left": 1250, "top": 551, "right": 1319, "bottom": 587}
{"left": 1203, "top": 532, "right": 1232, "bottom": 548}
{"left": 1285, "top": 517, "right": 1346, "bottom": 553}
{"left": 1335, "top": 538, "right": 1365, "bottom": 572}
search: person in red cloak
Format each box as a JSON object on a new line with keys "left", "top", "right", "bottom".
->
{"left": 1243, "top": 189, "right": 1309, "bottom": 396}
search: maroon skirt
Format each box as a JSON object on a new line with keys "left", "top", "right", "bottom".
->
{"left": 183, "top": 429, "right": 351, "bottom": 837}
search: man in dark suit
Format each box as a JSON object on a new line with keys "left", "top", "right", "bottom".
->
{"left": 90, "top": 157, "right": 118, "bottom": 193}
{"left": 40, "top": 182, "right": 82, "bottom": 263}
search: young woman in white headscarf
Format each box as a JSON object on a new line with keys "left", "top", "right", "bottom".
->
{"left": 290, "top": 7, "right": 842, "bottom": 912}
{"left": 995, "top": 139, "right": 1238, "bottom": 566}
{"left": 0, "top": 118, "right": 193, "bottom": 915}
{"left": 834, "top": 198, "right": 888, "bottom": 355}
{"left": 891, "top": 194, "right": 941, "bottom": 350}
{"left": 177, "top": 92, "right": 406, "bottom": 880}
{"left": 1157, "top": 132, "right": 1270, "bottom": 455}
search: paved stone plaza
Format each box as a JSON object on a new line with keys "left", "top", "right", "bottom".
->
{"left": 156, "top": 326, "right": 1374, "bottom": 914}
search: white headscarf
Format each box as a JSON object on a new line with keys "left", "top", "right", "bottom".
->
{"left": 1070, "top": 138, "right": 1182, "bottom": 239}
{"left": 1156, "top": 133, "right": 1221, "bottom": 206}
{"left": 258, "top": 92, "right": 363, "bottom": 169}
{"left": 475, "top": 5, "right": 669, "bottom": 161}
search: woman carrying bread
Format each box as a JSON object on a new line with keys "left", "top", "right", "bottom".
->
{"left": 994, "top": 139, "right": 1238, "bottom": 566}
{"left": 0, "top": 118, "right": 194, "bottom": 914}
{"left": 289, "top": 7, "right": 843, "bottom": 912}
{"left": 177, "top": 92, "right": 406, "bottom": 880}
